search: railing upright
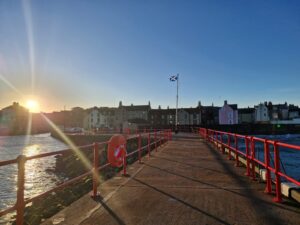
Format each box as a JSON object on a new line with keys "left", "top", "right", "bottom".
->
{"left": 154, "top": 130, "right": 157, "bottom": 152}
{"left": 92, "top": 142, "right": 99, "bottom": 198}
{"left": 138, "top": 134, "right": 142, "bottom": 163}
{"left": 16, "top": 155, "right": 26, "bottom": 225}
{"left": 123, "top": 154, "right": 127, "bottom": 176}
{"left": 273, "top": 142, "right": 282, "bottom": 203}
{"left": 251, "top": 137, "right": 256, "bottom": 180}
{"left": 221, "top": 133, "right": 225, "bottom": 154}
{"left": 148, "top": 132, "right": 151, "bottom": 157}
{"left": 227, "top": 134, "right": 231, "bottom": 160}
{"left": 264, "top": 140, "right": 272, "bottom": 194}
{"left": 245, "top": 137, "right": 250, "bottom": 176}
{"left": 235, "top": 134, "right": 239, "bottom": 167}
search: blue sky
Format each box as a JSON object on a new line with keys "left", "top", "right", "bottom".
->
{"left": 0, "top": 0, "right": 299, "bottom": 112}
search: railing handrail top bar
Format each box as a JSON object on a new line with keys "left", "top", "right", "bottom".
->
{"left": 201, "top": 127, "right": 300, "bottom": 150}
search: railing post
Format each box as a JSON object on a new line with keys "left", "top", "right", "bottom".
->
{"left": 123, "top": 154, "right": 127, "bottom": 176}
{"left": 245, "top": 136, "right": 250, "bottom": 176}
{"left": 251, "top": 137, "right": 256, "bottom": 180}
{"left": 92, "top": 142, "right": 99, "bottom": 198}
{"left": 228, "top": 134, "right": 231, "bottom": 160}
{"left": 221, "top": 133, "right": 225, "bottom": 154}
{"left": 154, "top": 130, "right": 157, "bottom": 152}
{"left": 16, "top": 155, "right": 26, "bottom": 225}
{"left": 273, "top": 142, "right": 282, "bottom": 203}
{"left": 264, "top": 140, "right": 272, "bottom": 194}
{"left": 148, "top": 132, "right": 151, "bottom": 157}
{"left": 160, "top": 131, "right": 163, "bottom": 146}
{"left": 235, "top": 134, "right": 239, "bottom": 167}
{"left": 138, "top": 134, "right": 142, "bottom": 163}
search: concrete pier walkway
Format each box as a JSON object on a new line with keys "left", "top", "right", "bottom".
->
{"left": 43, "top": 134, "right": 300, "bottom": 225}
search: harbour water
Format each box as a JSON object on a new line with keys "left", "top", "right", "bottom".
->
{"left": 231, "top": 134, "right": 300, "bottom": 181}
{"left": 0, "top": 133, "right": 67, "bottom": 215}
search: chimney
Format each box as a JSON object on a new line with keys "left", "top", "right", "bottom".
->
{"left": 224, "top": 100, "right": 228, "bottom": 105}
{"left": 119, "top": 101, "right": 122, "bottom": 107}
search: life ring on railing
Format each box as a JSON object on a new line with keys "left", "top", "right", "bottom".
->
{"left": 107, "top": 135, "right": 127, "bottom": 168}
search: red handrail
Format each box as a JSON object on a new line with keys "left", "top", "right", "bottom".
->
{"left": 0, "top": 129, "right": 172, "bottom": 224}
{"left": 198, "top": 128, "right": 300, "bottom": 203}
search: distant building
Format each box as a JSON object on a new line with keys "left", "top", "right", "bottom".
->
{"left": 0, "top": 102, "right": 29, "bottom": 134}
{"left": 70, "top": 107, "right": 85, "bottom": 128}
{"left": 255, "top": 103, "right": 269, "bottom": 123}
{"left": 178, "top": 109, "right": 189, "bottom": 125}
{"left": 119, "top": 101, "right": 151, "bottom": 125}
{"left": 149, "top": 106, "right": 169, "bottom": 126}
{"left": 83, "top": 107, "right": 107, "bottom": 130}
{"left": 219, "top": 101, "right": 238, "bottom": 125}
{"left": 289, "top": 111, "right": 299, "bottom": 119}
{"left": 201, "top": 105, "right": 219, "bottom": 125}
{"left": 185, "top": 102, "right": 202, "bottom": 125}
{"left": 238, "top": 108, "right": 255, "bottom": 124}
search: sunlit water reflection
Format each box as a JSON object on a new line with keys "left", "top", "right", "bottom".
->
{"left": 0, "top": 133, "right": 67, "bottom": 222}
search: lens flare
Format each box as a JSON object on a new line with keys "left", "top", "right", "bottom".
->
{"left": 41, "top": 114, "right": 102, "bottom": 183}
{"left": 22, "top": 0, "right": 36, "bottom": 93}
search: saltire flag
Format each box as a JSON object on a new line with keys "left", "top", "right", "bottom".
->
{"left": 169, "top": 75, "right": 178, "bottom": 81}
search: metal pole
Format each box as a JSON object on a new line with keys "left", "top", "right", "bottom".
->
{"left": 16, "top": 155, "right": 26, "bottom": 225}
{"left": 264, "top": 140, "right": 272, "bottom": 194}
{"left": 176, "top": 74, "right": 179, "bottom": 130}
{"left": 273, "top": 142, "right": 282, "bottom": 203}
{"left": 92, "top": 142, "right": 99, "bottom": 198}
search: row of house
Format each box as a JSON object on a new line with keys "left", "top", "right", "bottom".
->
{"left": 1, "top": 100, "right": 300, "bottom": 134}
{"left": 219, "top": 101, "right": 300, "bottom": 125}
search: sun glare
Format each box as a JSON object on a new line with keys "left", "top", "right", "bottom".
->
{"left": 26, "top": 99, "right": 39, "bottom": 112}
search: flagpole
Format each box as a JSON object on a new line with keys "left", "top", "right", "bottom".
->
{"left": 175, "top": 74, "right": 179, "bottom": 130}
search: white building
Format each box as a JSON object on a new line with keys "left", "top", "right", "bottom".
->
{"left": 178, "top": 109, "right": 189, "bottom": 125}
{"left": 255, "top": 103, "right": 270, "bottom": 123}
{"left": 83, "top": 108, "right": 108, "bottom": 130}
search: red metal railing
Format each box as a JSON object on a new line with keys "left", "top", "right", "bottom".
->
{"left": 199, "top": 128, "right": 300, "bottom": 203}
{"left": 0, "top": 129, "right": 172, "bottom": 224}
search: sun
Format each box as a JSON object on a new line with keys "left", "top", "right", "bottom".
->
{"left": 26, "top": 99, "right": 40, "bottom": 112}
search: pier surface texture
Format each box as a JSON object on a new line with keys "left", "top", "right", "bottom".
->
{"left": 43, "top": 133, "right": 300, "bottom": 225}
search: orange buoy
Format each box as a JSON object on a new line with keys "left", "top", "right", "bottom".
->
{"left": 107, "top": 135, "right": 127, "bottom": 168}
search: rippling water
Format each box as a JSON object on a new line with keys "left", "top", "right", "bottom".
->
{"left": 0, "top": 133, "right": 67, "bottom": 222}
{"left": 228, "top": 134, "right": 300, "bottom": 181}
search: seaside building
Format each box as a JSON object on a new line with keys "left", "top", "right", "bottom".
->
{"left": 178, "top": 109, "right": 189, "bottom": 125}
{"left": 219, "top": 101, "right": 238, "bottom": 125}
{"left": 119, "top": 101, "right": 151, "bottom": 124}
{"left": 238, "top": 108, "right": 255, "bottom": 124}
{"left": 83, "top": 107, "right": 107, "bottom": 130}
{"left": 0, "top": 102, "right": 29, "bottom": 134}
{"left": 255, "top": 103, "right": 270, "bottom": 123}
{"left": 201, "top": 105, "right": 220, "bottom": 125}
{"left": 288, "top": 105, "right": 300, "bottom": 119}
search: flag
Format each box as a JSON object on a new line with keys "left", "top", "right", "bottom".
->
{"left": 169, "top": 75, "right": 178, "bottom": 81}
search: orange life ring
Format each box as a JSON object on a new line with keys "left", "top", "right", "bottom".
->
{"left": 107, "top": 135, "right": 127, "bottom": 168}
